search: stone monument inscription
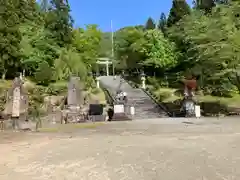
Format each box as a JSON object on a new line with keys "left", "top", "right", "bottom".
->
{"left": 67, "top": 76, "right": 81, "bottom": 106}
{"left": 12, "top": 86, "right": 21, "bottom": 117}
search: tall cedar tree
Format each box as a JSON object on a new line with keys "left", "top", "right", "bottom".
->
{"left": 167, "top": 0, "right": 191, "bottom": 27}
{"left": 16, "top": 0, "right": 40, "bottom": 23}
{"left": 195, "top": 0, "right": 215, "bottom": 12}
{"left": 145, "top": 17, "right": 156, "bottom": 30}
{"left": 45, "top": 0, "right": 73, "bottom": 46}
{"left": 0, "top": 0, "right": 34, "bottom": 78}
{"left": 158, "top": 13, "right": 167, "bottom": 35}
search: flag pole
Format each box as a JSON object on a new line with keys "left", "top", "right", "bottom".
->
{"left": 111, "top": 20, "right": 115, "bottom": 76}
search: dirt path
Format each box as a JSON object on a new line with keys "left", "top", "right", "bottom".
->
{"left": 1, "top": 118, "right": 240, "bottom": 180}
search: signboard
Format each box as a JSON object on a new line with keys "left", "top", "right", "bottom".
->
{"left": 114, "top": 104, "right": 124, "bottom": 113}
{"left": 195, "top": 105, "right": 201, "bottom": 118}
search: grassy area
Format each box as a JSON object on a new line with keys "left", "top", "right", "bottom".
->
{"left": 89, "top": 88, "right": 106, "bottom": 105}
{"left": 152, "top": 87, "right": 181, "bottom": 102}
{"left": 152, "top": 87, "right": 240, "bottom": 107}
{"left": 150, "top": 86, "right": 240, "bottom": 116}
{"left": 0, "top": 80, "right": 12, "bottom": 89}
{"left": 197, "top": 94, "right": 240, "bottom": 107}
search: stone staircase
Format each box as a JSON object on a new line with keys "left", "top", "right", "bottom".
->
{"left": 99, "top": 76, "right": 168, "bottom": 119}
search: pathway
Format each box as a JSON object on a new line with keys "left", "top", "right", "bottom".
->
{"left": 1, "top": 118, "right": 240, "bottom": 179}
{"left": 99, "top": 76, "right": 167, "bottom": 119}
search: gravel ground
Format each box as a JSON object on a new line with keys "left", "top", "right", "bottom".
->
{"left": 1, "top": 117, "right": 240, "bottom": 180}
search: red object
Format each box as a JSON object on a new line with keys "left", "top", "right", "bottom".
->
{"left": 184, "top": 79, "right": 197, "bottom": 90}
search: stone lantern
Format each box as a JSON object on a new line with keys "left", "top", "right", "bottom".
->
{"left": 141, "top": 71, "right": 146, "bottom": 89}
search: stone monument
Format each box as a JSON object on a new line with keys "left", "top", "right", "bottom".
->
{"left": 6, "top": 77, "right": 29, "bottom": 129}
{"left": 63, "top": 76, "right": 86, "bottom": 123}
{"left": 67, "top": 76, "right": 83, "bottom": 107}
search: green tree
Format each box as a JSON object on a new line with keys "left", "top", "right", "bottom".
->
{"left": 20, "top": 23, "right": 60, "bottom": 76}
{"left": 194, "top": 0, "right": 215, "bottom": 12}
{"left": 114, "top": 26, "right": 145, "bottom": 71}
{"left": 17, "top": 0, "right": 41, "bottom": 23}
{"left": 167, "top": 0, "right": 191, "bottom": 27}
{"left": 132, "top": 29, "right": 177, "bottom": 70}
{"left": 53, "top": 48, "right": 87, "bottom": 81}
{"left": 72, "top": 25, "right": 102, "bottom": 67}
{"left": 169, "top": 3, "right": 240, "bottom": 93}
{"left": 158, "top": 13, "right": 167, "bottom": 35}
{"left": 45, "top": 0, "right": 73, "bottom": 46}
{"left": 34, "top": 61, "right": 53, "bottom": 85}
{"left": 99, "top": 32, "right": 112, "bottom": 57}
{"left": 0, "top": 0, "right": 22, "bottom": 79}
{"left": 145, "top": 17, "right": 156, "bottom": 30}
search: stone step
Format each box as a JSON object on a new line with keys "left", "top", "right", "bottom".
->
{"left": 100, "top": 76, "right": 168, "bottom": 119}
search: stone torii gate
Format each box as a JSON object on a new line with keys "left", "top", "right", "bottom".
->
{"left": 97, "top": 57, "right": 114, "bottom": 76}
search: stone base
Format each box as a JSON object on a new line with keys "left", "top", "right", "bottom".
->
{"left": 2, "top": 119, "right": 35, "bottom": 131}
{"left": 89, "top": 115, "right": 106, "bottom": 122}
{"left": 111, "top": 113, "right": 132, "bottom": 121}
{"left": 66, "top": 112, "right": 87, "bottom": 123}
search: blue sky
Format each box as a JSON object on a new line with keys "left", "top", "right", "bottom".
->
{"left": 69, "top": 0, "right": 192, "bottom": 32}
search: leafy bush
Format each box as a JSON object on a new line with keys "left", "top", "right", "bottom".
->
{"left": 159, "top": 91, "right": 172, "bottom": 101}
{"left": 29, "top": 86, "right": 45, "bottom": 104}
{"left": 47, "top": 81, "right": 67, "bottom": 95}
{"left": 147, "top": 76, "right": 158, "bottom": 85}
{"left": 147, "top": 77, "right": 160, "bottom": 90}
{"left": 158, "top": 78, "right": 169, "bottom": 87}
{"left": 28, "top": 86, "right": 46, "bottom": 117}
{"left": 0, "top": 90, "right": 7, "bottom": 112}
{"left": 91, "top": 88, "right": 100, "bottom": 94}
{"left": 85, "top": 76, "right": 95, "bottom": 89}
{"left": 204, "top": 78, "right": 234, "bottom": 97}
{"left": 54, "top": 48, "right": 88, "bottom": 81}
{"left": 211, "top": 87, "right": 232, "bottom": 98}
{"left": 34, "top": 61, "right": 53, "bottom": 86}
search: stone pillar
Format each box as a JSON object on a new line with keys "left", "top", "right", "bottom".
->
{"left": 96, "top": 77, "right": 100, "bottom": 88}
{"left": 12, "top": 81, "right": 21, "bottom": 130}
{"left": 106, "top": 61, "right": 109, "bottom": 76}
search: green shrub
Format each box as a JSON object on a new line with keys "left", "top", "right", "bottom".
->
{"left": 0, "top": 90, "right": 7, "bottom": 112}
{"left": 47, "top": 81, "right": 67, "bottom": 95}
{"left": 147, "top": 76, "right": 158, "bottom": 85}
{"left": 209, "top": 82, "right": 233, "bottom": 97}
{"left": 91, "top": 88, "right": 100, "bottom": 94}
{"left": 159, "top": 91, "right": 172, "bottom": 101}
{"left": 147, "top": 77, "right": 160, "bottom": 90}
{"left": 28, "top": 85, "right": 48, "bottom": 117}
{"left": 29, "top": 86, "right": 45, "bottom": 104}
{"left": 84, "top": 76, "right": 96, "bottom": 89}
{"left": 158, "top": 78, "right": 169, "bottom": 87}
{"left": 34, "top": 61, "right": 53, "bottom": 86}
